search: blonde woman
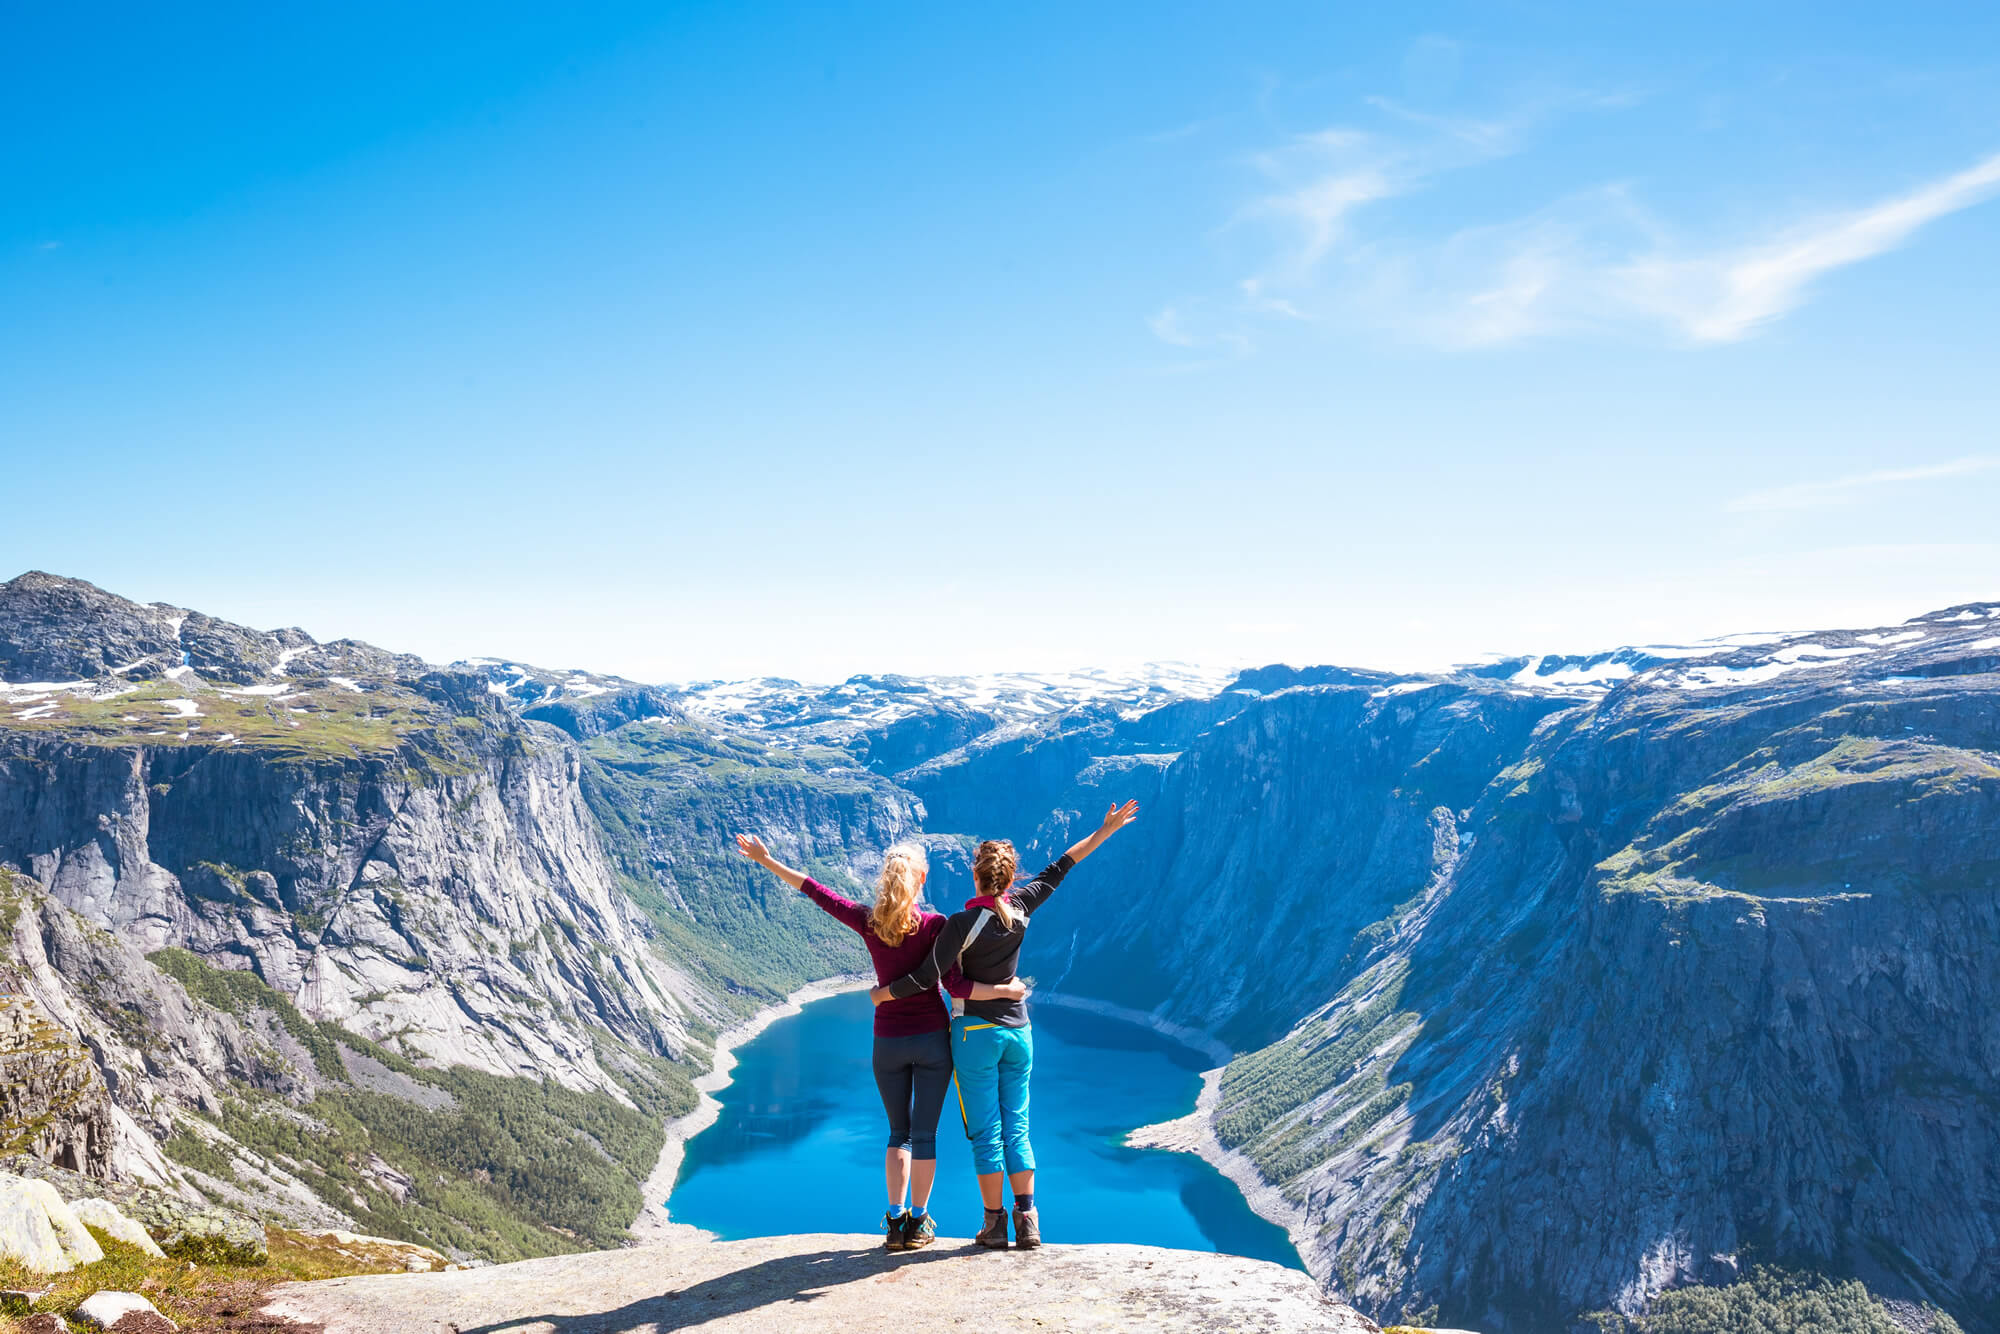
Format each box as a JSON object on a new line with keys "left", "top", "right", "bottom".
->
{"left": 734, "top": 835, "right": 1024, "bottom": 1251}
{"left": 871, "top": 799, "right": 1140, "bottom": 1251}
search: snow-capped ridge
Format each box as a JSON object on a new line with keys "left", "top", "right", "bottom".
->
{"left": 671, "top": 662, "right": 1238, "bottom": 744}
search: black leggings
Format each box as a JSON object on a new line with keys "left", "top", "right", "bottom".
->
{"left": 873, "top": 1029, "right": 954, "bottom": 1160}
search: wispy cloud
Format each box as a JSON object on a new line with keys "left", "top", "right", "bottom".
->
{"left": 1174, "top": 70, "right": 2000, "bottom": 351}
{"left": 1725, "top": 457, "right": 2000, "bottom": 513}
{"left": 1239, "top": 279, "right": 1310, "bottom": 321}
{"left": 1328, "top": 152, "right": 2000, "bottom": 347}
{"left": 1237, "top": 111, "right": 1535, "bottom": 285}
{"left": 1619, "top": 153, "right": 2000, "bottom": 342}
{"left": 1151, "top": 101, "right": 1537, "bottom": 354}
{"left": 1149, "top": 306, "right": 1199, "bottom": 347}
{"left": 1147, "top": 305, "right": 1250, "bottom": 364}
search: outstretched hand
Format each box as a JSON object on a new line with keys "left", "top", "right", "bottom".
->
{"left": 1099, "top": 799, "right": 1140, "bottom": 836}
{"left": 1064, "top": 798, "right": 1142, "bottom": 865}
{"left": 733, "top": 833, "right": 771, "bottom": 866}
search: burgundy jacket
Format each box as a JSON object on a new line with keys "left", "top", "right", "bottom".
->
{"left": 800, "top": 878, "right": 974, "bottom": 1037}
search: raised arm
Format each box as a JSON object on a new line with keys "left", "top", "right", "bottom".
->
{"left": 733, "top": 834, "right": 867, "bottom": 933}
{"left": 734, "top": 834, "right": 806, "bottom": 888}
{"left": 1014, "top": 799, "right": 1140, "bottom": 914}
{"left": 1065, "top": 799, "right": 1140, "bottom": 866}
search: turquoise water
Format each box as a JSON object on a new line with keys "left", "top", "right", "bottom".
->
{"left": 668, "top": 990, "right": 1302, "bottom": 1269}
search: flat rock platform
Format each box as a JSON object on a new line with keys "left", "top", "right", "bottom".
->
{"left": 262, "top": 1231, "right": 1376, "bottom": 1334}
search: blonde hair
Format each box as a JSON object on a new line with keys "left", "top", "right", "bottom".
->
{"left": 973, "top": 839, "right": 1020, "bottom": 932}
{"left": 869, "top": 843, "right": 929, "bottom": 947}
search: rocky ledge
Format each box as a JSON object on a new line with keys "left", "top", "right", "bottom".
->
{"left": 0, "top": 1157, "right": 266, "bottom": 1265}
{"left": 263, "top": 1231, "right": 1376, "bottom": 1333}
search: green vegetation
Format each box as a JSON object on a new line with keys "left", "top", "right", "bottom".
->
{"left": 1217, "top": 965, "right": 1419, "bottom": 1179}
{"left": 0, "top": 674, "right": 515, "bottom": 781}
{"left": 162, "top": 1129, "right": 238, "bottom": 1181}
{"left": 1502, "top": 755, "right": 1545, "bottom": 799}
{"left": 0, "top": 866, "right": 25, "bottom": 937}
{"left": 0, "top": 1226, "right": 436, "bottom": 1334}
{"left": 148, "top": 945, "right": 696, "bottom": 1260}
{"left": 1582, "top": 1266, "right": 1963, "bottom": 1334}
{"left": 1595, "top": 730, "right": 2000, "bottom": 904}
{"left": 577, "top": 720, "right": 878, "bottom": 1009}
{"left": 219, "top": 1052, "right": 687, "bottom": 1260}
{"left": 148, "top": 947, "right": 346, "bottom": 1080}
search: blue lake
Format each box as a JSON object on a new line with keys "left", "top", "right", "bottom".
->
{"left": 667, "top": 989, "right": 1302, "bottom": 1269}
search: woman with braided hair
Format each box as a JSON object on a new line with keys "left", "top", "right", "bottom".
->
{"left": 871, "top": 798, "right": 1140, "bottom": 1250}
{"left": 734, "top": 835, "right": 1025, "bottom": 1250}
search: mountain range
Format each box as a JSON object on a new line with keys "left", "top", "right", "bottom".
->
{"left": 1, "top": 568, "right": 1994, "bottom": 1331}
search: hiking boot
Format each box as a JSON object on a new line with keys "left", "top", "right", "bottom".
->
{"left": 900, "top": 1212, "right": 937, "bottom": 1250}
{"left": 883, "top": 1210, "right": 909, "bottom": 1251}
{"left": 1012, "top": 1204, "right": 1041, "bottom": 1250}
{"left": 975, "top": 1207, "right": 1010, "bottom": 1249}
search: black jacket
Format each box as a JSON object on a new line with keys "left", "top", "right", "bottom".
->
{"left": 885, "top": 854, "right": 1074, "bottom": 1028}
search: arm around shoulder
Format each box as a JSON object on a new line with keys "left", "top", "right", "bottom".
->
{"left": 873, "top": 912, "right": 968, "bottom": 1004}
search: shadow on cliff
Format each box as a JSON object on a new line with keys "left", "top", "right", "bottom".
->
{"left": 456, "top": 1244, "right": 965, "bottom": 1333}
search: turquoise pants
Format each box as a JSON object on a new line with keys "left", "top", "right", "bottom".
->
{"left": 951, "top": 1018, "right": 1035, "bottom": 1176}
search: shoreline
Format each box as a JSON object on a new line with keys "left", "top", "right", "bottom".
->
{"left": 1030, "top": 989, "right": 1232, "bottom": 1066}
{"left": 1028, "top": 990, "right": 1313, "bottom": 1277}
{"left": 1125, "top": 1068, "right": 1321, "bottom": 1283}
{"left": 628, "top": 973, "right": 870, "bottom": 1245}
{"left": 628, "top": 977, "right": 1310, "bottom": 1280}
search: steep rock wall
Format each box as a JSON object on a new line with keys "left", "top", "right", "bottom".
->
{"left": 1211, "top": 667, "right": 2000, "bottom": 1329}
{"left": 0, "top": 717, "right": 702, "bottom": 1097}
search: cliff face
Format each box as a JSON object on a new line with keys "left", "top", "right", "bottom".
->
{"left": 1198, "top": 620, "right": 2000, "bottom": 1330}
{"left": 0, "top": 875, "right": 329, "bottom": 1215}
{"left": 0, "top": 714, "right": 701, "bottom": 1096}
{"left": 1013, "top": 682, "right": 1570, "bottom": 1049}
{"left": 0, "top": 574, "right": 735, "bottom": 1254}
{"left": 0, "top": 573, "right": 932, "bottom": 1258}
{"left": 575, "top": 718, "right": 922, "bottom": 1008}
{"left": 0, "top": 991, "right": 113, "bottom": 1178}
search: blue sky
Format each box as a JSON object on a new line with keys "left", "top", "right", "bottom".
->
{"left": 4, "top": 3, "right": 1998, "bottom": 680}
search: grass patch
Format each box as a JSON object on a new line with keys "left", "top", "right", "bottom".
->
{"left": 1218, "top": 967, "right": 1416, "bottom": 1149}
{"left": 0, "top": 867, "right": 27, "bottom": 938}
{"left": 0, "top": 677, "right": 445, "bottom": 760}
{"left": 0, "top": 1226, "right": 441, "bottom": 1332}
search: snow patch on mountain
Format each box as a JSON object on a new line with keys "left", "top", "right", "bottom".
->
{"left": 671, "top": 662, "right": 1236, "bottom": 741}
{"left": 454, "top": 660, "right": 643, "bottom": 708}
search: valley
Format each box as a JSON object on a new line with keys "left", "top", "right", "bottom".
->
{"left": 2, "top": 569, "right": 1995, "bottom": 1333}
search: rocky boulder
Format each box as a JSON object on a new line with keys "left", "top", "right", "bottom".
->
{"left": 0, "top": 1171, "right": 104, "bottom": 1272}
{"left": 70, "top": 1198, "right": 166, "bottom": 1257}
{"left": 74, "top": 1289, "right": 177, "bottom": 1331}
{"left": 0, "top": 1157, "right": 266, "bottom": 1264}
